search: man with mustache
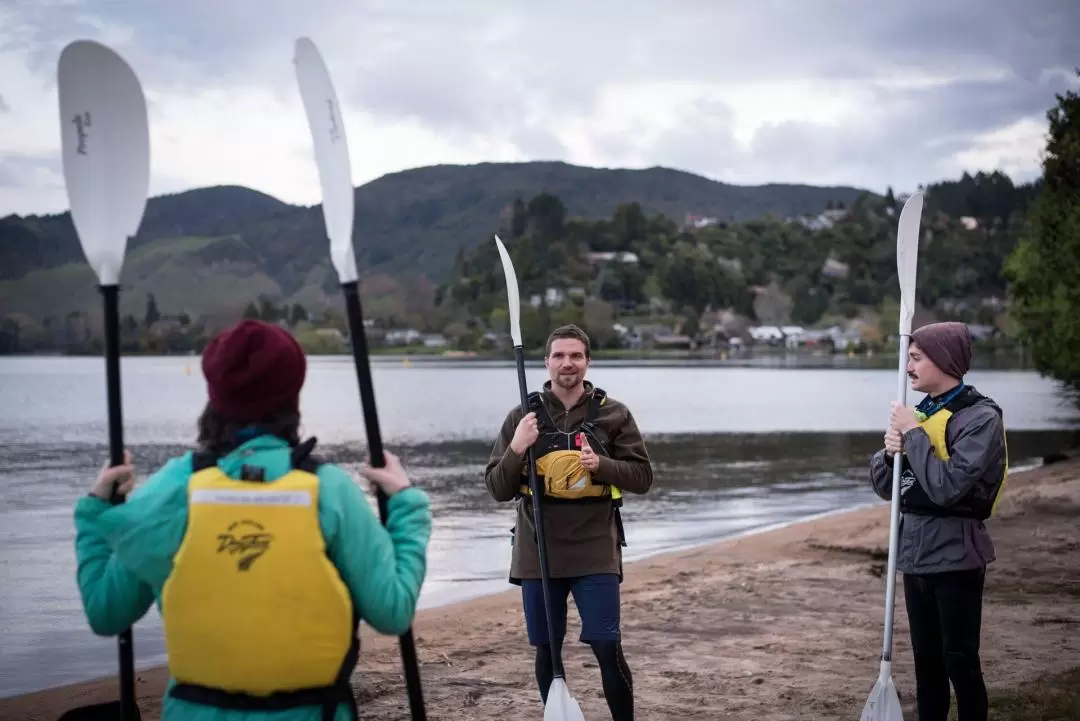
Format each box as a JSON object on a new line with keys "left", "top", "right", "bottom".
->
{"left": 869, "top": 321, "right": 1009, "bottom": 721}
{"left": 485, "top": 324, "right": 654, "bottom": 721}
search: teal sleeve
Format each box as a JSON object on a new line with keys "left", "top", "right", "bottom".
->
{"left": 73, "top": 495, "right": 157, "bottom": 636}
{"left": 104, "top": 454, "right": 193, "bottom": 591}
{"left": 72, "top": 453, "right": 193, "bottom": 636}
{"left": 319, "top": 468, "right": 433, "bottom": 636}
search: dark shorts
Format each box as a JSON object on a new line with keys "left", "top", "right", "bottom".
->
{"left": 521, "top": 573, "right": 621, "bottom": 646}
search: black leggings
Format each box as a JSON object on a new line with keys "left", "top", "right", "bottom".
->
{"left": 903, "top": 567, "right": 988, "bottom": 721}
{"left": 535, "top": 641, "right": 634, "bottom": 721}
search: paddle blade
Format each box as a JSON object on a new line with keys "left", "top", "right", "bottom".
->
{"left": 544, "top": 678, "right": 585, "bottom": 721}
{"left": 860, "top": 664, "right": 904, "bottom": 721}
{"left": 57, "top": 40, "right": 150, "bottom": 287}
{"left": 57, "top": 700, "right": 141, "bottom": 721}
{"left": 895, "top": 190, "right": 924, "bottom": 336}
{"left": 494, "top": 234, "right": 523, "bottom": 347}
{"left": 293, "top": 36, "right": 358, "bottom": 285}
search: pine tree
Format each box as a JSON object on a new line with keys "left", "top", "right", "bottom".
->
{"left": 1004, "top": 71, "right": 1080, "bottom": 390}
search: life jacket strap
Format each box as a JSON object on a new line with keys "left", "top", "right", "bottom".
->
{"left": 191, "top": 437, "right": 323, "bottom": 478}
{"left": 169, "top": 612, "right": 359, "bottom": 721}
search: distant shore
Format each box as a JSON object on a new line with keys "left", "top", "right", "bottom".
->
{"left": 0, "top": 343, "right": 1036, "bottom": 371}
{"left": 4, "top": 457, "right": 1078, "bottom": 721}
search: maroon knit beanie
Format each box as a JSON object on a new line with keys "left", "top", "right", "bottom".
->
{"left": 910, "top": 321, "right": 972, "bottom": 380}
{"left": 201, "top": 319, "right": 306, "bottom": 422}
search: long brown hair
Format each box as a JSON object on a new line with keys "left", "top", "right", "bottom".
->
{"left": 195, "top": 403, "right": 302, "bottom": 456}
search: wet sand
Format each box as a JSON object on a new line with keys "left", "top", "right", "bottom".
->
{"left": 5, "top": 458, "right": 1079, "bottom": 721}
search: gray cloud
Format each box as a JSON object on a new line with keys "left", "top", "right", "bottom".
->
{"left": 0, "top": 94, "right": 9, "bottom": 113}
{"left": 0, "top": 153, "right": 62, "bottom": 191}
{"left": 2, "top": 0, "right": 1077, "bottom": 203}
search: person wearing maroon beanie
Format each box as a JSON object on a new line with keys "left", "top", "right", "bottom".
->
{"left": 200, "top": 318, "right": 308, "bottom": 424}
{"left": 868, "top": 321, "right": 1009, "bottom": 721}
{"left": 71, "top": 318, "right": 434, "bottom": 721}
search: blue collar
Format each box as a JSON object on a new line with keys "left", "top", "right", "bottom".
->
{"left": 914, "top": 383, "right": 966, "bottom": 422}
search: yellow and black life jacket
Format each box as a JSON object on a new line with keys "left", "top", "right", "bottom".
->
{"left": 899, "top": 385, "right": 1009, "bottom": 521}
{"left": 518, "top": 387, "right": 627, "bottom": 546}
{"left": 160, "top": 439, "right": 359, "bottom": 721}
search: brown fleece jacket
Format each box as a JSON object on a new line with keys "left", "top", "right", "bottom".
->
{"left": 484, "top": 380, "right": 654, "bottom": 583}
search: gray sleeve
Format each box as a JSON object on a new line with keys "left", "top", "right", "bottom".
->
{"left": 901, "top": 405, "right": 1005, "bottom": 507}
{"left": 868, "top": 449, "right": 896, "bottom": 500}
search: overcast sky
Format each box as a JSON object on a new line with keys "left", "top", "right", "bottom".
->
{"left": 1, "top": 0, "right": 1077, "bottom": 216}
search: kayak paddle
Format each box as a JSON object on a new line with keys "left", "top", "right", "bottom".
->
{"left": 292, "top": 36, "right": 427, "bottom": 721}
{"left": 860, "top": 189, "right": 924, "bottom": 721}
{"left": 54, "top": 39, "right": 151, "bottom": 721}
{"left": 494, "top": 235, "right": 585, "bottom": 721}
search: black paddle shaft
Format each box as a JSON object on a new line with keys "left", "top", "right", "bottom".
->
{"left": 514, "top": 346, "right": 565, "bottom": 679}
{"left": 99, "top": 284, "right": 140, "bottom": 721}
{"left": 340, "top": 280, "right": 427, "bottom": 721}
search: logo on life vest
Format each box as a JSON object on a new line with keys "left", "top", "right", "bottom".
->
{"left": 217, "top": 519, "right": 274, "bottom": 571}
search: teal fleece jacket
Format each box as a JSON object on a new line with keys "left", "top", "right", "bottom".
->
{"left": 72, "top": 434, "right": 433, "bottom": 721}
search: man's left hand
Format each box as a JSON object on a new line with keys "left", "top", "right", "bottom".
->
{"left": 579, "top": 435, "right": 600, "bottom": 472}
{"left": 889, "top": 401, "right": 919, "bottom": 435}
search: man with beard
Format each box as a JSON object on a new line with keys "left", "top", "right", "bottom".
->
{"left": 869, "top": 321, "right": 1008, "bottom": 721}
{"left": 485, "top": 324, "right": 653, "bottom": 721}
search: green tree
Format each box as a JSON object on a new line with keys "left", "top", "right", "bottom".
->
{"left": 511, "top": 197, "right": 528, "bottom": 238}
{"left": 527, "top": 193, "right": 566, "bottom": 242}
{"left": 680, "top": 306, "right": 701, "bottom": 339}
{"left": 289, "top": 303, "right": 309, "bottom": 326}
{"left": 582, "top": 297, "right": 617, "bottom": 349}
{"left": 1004, "top": 73, "right": 1080, "bottom": 390}
{"left": 144, "top": 293, "right": 161, "bottom": 328}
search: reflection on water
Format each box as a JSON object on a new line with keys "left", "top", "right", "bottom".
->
{"left": 0, "top": 356, "right": 1077, "bottom": 697}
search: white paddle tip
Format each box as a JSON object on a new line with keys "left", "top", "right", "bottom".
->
{"left": 859, "top": 660, "right": 904, "bottom": 721}
{"left": 493, "top": 235, "right": 523, "bottom": 347}
{"left": 896, "top": 190, "right": 925, "bottom": 336}
{"left": 293, "top": 35, "right": 357, "bottom": 285}
{"left": 57, "top": 39, "right": 150, "bottom": 287}
{"left": 544, "top": 678, "right": 586, "bottom": 721}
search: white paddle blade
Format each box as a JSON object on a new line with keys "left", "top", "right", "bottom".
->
{"left": 57, "top": 40, "right": 150, "bottom": 287}
{"left": 859, "top": 678, "right": 904, "bottom": 721}
{"left": 895, "top": 190, "right": 924, "bottom": 336}
{"left": 293, "top": 36, "right": 357, "bottom": 284}
{"left": 544, "top": 678, "right": 585, "bottom": 721}
{"left": 494, "top": 234, "right": 523, "bottom": 347}
{"left": 860, "top": 660, "right": 904, "bottom": 721}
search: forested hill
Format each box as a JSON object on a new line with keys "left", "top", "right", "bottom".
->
{"left": 0, "top": 161, "right": 1034, "bottom": 355}
{"left": 435, "top": 170, "right": 1039, "bottom": 351}
{"left": 0, "top": 160, "right": 863, "bottom": 286}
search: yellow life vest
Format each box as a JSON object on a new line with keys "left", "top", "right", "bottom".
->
{"left": 160, "top": 445, "right": 358, "bottom": 718}
{"left": 901, "top": 385, "right": 1009, "bottom": 520}
{"left": 517, "top": 387, "right": 623, "bottom": 504}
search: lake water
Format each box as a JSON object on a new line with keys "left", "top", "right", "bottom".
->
{"left": 0, "top": 355, "right": 1076, "bottom": 698}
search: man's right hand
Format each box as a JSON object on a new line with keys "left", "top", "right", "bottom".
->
{"left": 510, "top": 411, "right": 539, "bottom": 456}
{"left": 883, "top": 427, "right": 903, "bottom": 456}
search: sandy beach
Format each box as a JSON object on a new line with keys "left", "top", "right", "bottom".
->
{"left": 4, "top": 457, "right": 1079, "bottom": 721}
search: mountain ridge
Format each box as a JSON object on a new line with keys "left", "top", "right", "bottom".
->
{"left": 0, "top": 160, "right": 870, "bottom": 323}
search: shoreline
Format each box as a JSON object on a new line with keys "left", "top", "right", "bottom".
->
{"left": 4, "top": 458, "right": 1079, "bottom": 720}
{"left": 0, "top": 498, "right": 884, "bottom": 700}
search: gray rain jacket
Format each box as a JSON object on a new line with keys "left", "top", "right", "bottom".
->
{"left": 869, "top": 385, "right": 1007, "bottom": 575}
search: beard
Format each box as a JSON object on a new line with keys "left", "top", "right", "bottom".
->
{"left": 553, "top": 370, "right": 582, "bottom": 389}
